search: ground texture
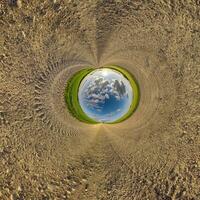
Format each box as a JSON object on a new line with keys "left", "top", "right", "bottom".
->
{"left": 0, "top": 0, "right": 200, "bottom": 199}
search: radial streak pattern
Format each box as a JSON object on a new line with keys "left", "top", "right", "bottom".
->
{"left": 0, "top": 1, "right": 200, "bottom": 199}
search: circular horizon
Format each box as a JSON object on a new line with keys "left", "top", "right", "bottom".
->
{"left": 78, "top": 68, "right": 133, "bottom": 123}
{"left": 65, "top": 65, "right": 140, "bottom": 124}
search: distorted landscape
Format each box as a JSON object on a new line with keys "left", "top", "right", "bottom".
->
{"left": 0, "top": 0, "right": 200, "bottom": 199}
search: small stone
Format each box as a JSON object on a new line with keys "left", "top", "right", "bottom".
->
{"left": 22, "top": 31, "right": 26, "bottom": 38}
{"left": 82, "top": 178, "right": 87, "bottom": 183}
{"left": 47, "top": 184, "right": 54, "bottom": 191}
{"left": 17, "top": 0, "right": 22, "bottom": 8}
{"left": 72, "top": 181, "right": 77, "bottom": 185}
{"left": 66, "top": 190, "right": 71, "bottom": 195}
{"left": 17, "top": 185, "right": 22, "bottom": 191}
{"left": 33, "top": 16, "right": 36, "bottom": 24}
{"left": 10, "top": 194, "right": 14, "bottom": 200}
{"left": 0, "top": 148, "right": 4, "bottom": 153}
{"left": 182, "top": 191, "right": 186, "bottom": 195}
{"left": 8, "top": 0, "right": 22, "bottom": 8}
{"left": 85, "top": 183, "right": 89, "bottom": 192}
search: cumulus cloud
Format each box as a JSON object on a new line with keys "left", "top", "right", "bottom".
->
{"left": 84, "top": 76, "right": 128, "bottom": 109}
{"left": 113, "top": 80, "right": 126, "bottom": 97}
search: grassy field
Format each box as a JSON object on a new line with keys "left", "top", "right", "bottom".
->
{"left": 64, "top": 68, "right": 98, "bottom": 124}
{"left": 65, "top": 66, "right": 140, "bottom": 124}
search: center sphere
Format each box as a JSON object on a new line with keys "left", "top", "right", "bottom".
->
{"left": 78, "top": 68, "right": 133, "bottom": 123}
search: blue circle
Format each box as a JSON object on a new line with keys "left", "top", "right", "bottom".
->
{"left": 78, "top": 68, "right": 133, "bottom": 123}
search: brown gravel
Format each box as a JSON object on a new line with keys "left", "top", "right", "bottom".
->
{"left": 0, "top": 1, "right": 200, "bottom": 199}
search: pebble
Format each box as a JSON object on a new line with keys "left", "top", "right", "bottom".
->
{"left": 10, "top": 194, "right": 14, "bottom": 200}
{"left": 66, "top": 190, "right": 71, "bottom": 195}
{"left": 47, "top": 184, "right": 54, "bottom": 191}
{"left": 0, "top": 148, "right": 4, "bottom": 153}
{"left": 22, "top": 31, "right": 26, "bottom": 38}
{"left": 17, "top": 185, "right": 22, "bottom": 191}
{"left": 82, "top": 178, "right": 87, "bottom": 182}
{"left": 17, "top": 0, "right": 22, "bottom": 8}
{"left": 8, "top": 0, "right": 22, "bottom": 8}
{"left": 197, "top": 161, "right": 200, "bottom": 168}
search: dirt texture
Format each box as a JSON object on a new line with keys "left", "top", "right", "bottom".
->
{"left": 0, "top": 0, "right": 200, "bottom": 199}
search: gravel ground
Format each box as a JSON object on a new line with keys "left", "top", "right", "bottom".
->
{"left": 0, "top": 0, "right": 200, "bottom": 199}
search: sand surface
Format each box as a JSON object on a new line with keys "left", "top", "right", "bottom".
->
{"left": 0, "top": 1, "right": 200, "bottom": 199}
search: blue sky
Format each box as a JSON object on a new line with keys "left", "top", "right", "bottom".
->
{"left": 78, "top": 68, "right": 133, "bottom": 122}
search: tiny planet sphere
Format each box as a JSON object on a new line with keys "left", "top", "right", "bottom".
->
{"left": 78, "top": 68, "right": 133, "bottom": 123}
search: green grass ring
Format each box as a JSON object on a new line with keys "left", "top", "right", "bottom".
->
{"left": 64, "top": 66, "right": 140, "bottom": 124}
{"left": 64, "top": 68, "right": 98, "bottom": 124}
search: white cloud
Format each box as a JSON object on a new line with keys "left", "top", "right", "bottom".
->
{"left": 105, "top": 93, "right": 109, "bottom": 99}
{"left": 84, "top": 76, "right": 127, "bottom": 109}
